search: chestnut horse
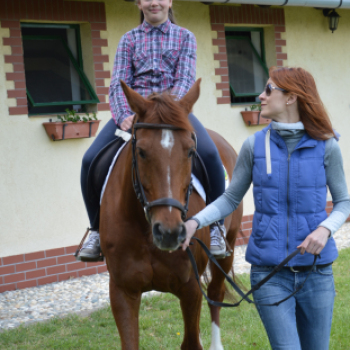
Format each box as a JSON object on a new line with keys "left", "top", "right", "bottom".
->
{"left": 100, "top": 79, "right": 243, "bottom": 350}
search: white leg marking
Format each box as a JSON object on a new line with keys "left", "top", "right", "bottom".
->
{"left": 209, "top": 322, "right": 224, "bottom": 350}
{"left": 199, "top": 333, "right": 203, "bottom": 347}
{"left": 161, "top": 130, "right": 174, "bottom": 212}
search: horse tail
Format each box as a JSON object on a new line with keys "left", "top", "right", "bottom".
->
{"left": 222, "top": 266, "right": 247, "bottom": 303}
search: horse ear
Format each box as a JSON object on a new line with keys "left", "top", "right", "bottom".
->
{"left": 120, "top": 80, "right": 151, "bottom": 118}
{"left": 179, "top": 78, "right": 201, "bottom": 114}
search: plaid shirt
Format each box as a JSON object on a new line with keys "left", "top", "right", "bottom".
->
{"left": 109, "top": 19, "right": 197, "bottom": 126}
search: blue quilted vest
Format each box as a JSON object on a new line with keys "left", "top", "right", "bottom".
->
{"left": 246, "top": 124, "right": 338, "bottom": 266}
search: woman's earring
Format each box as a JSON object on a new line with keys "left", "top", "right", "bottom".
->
{"left": 286, "top": 102, "right": 289, "bottom": 105}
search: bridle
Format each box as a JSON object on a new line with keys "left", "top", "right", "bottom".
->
{"left": 132, "top": 122, "right": 197, "bottom": 223}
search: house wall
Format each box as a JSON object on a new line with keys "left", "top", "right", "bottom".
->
{"left": 0, "top": 0, "right": 113, "bottom": 260}
{"left": 1, "top": 1, "right": 349, "bottom": 292}
{"left": 284, "top": 6, "right": 350, "bottom": 182}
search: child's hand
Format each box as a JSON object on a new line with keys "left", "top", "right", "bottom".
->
{"left": 120, "top": 114, "right": 135, "bottom": 131}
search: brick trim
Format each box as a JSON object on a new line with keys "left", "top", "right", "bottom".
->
{"left": 210, "top": 4, "right": 287, "bottom": 105}
{"left": 0, "top": 0, "right": 109, "bottom": 116}
{"left": 1, "top": 201, "right": 346, "bottom": 293}
{"left": 0, "top": 246, "right": 107, "bottom": 293}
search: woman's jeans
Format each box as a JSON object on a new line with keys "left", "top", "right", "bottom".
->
{"left": 250, "top": 264, "right": 335, "bottom": 350}
{"left": 81, "top": 114, "right": 225, "bottom": 228}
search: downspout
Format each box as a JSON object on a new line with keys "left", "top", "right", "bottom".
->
{"left": 177, "top": 0, "right": 350, "bottom": 9}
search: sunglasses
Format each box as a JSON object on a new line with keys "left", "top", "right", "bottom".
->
{"left": 265, "top": 83, "right": 287, "bottom": 96}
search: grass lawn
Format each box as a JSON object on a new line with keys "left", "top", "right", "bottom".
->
{"left": 1, "top": 247, "right": 350, "bottom": 350}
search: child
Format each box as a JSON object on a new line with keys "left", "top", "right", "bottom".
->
{"left": 79, "top": 0, "right": 226, "bottom": 260}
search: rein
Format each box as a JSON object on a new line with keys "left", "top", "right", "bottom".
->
{"left": 186, "top": 237, "right": 319, "bottom": 307}
{"left": 132, "top": 123, "right": 196, "bottom": 222}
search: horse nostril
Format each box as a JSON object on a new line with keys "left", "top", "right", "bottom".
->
{"left": 177, "top": 224, "right": 186, "bottom": 243}
{"left": 153, "top": 222, "right": 164, "bottom": 241}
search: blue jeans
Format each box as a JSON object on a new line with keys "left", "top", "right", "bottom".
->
{"left": 250, "top": 265, "right": 335, "bottom": 350}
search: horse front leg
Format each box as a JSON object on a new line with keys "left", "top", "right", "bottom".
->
{"left": 109, "top": 279, "right": 141, "bottom": 350}
{"left": 177, "top": 279, "right": 204, "bottom": 350}
{"left": 207, "top": 253, "right": 235, "bottom": 350}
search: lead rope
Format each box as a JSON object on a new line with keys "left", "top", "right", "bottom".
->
{"left": 186, "top": 237, "right": 318, "bottom": 307}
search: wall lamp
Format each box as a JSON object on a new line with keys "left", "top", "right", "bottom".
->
{"left": 323, "top": 9, "right": 341, "bottom": 33}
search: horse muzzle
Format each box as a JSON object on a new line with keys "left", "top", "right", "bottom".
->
{"left": 152, "top": 222, "right": 186, "bottom": 251}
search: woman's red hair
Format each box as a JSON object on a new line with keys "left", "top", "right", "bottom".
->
{"left": 269, "top": 67, "right": 335, "bottom": 140}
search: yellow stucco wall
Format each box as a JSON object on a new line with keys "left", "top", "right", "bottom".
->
{"left": 284, "top": 6, "right": 350, "bottom": 184}
{"left": 1, "top": 1, "right": 350, "bottom": 257}
{"left": 0, "top": 20, "right": 113, "bottom": 257}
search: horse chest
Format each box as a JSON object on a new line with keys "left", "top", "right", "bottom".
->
{"left": 149, "top": 254, "right": 192, "bottom": 292}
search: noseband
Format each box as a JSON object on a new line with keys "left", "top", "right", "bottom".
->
{"left": 132, "top": 123, "right": 196, "bottom": 223}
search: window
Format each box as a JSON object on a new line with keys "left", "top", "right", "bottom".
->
{"left": 225, "top": 28, "right": 268, "bottom": 104}
{"left": 21, "top": 23, "right": 99, "bottom": 115}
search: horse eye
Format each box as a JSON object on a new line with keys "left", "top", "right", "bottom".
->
{"left": 137, "top": 148, "right": 146, "bottom": 159}
{"left": 188, "top": 148, "right": 196, "bottom": 158}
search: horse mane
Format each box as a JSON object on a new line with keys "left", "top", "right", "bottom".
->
{"left": 144, "top": 92, "right": 194, "bottom": 132}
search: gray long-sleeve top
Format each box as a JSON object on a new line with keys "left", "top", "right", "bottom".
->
{"left": 194, "top": 121, "right": 350, "bottom": 236}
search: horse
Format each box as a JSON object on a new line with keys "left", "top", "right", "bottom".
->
{"left": 99, "top": 79, "right": 243, "bottom": 350}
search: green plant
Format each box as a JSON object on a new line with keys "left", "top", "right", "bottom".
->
{"left": 57, "top": 109, "right": 97, "bottom": 123}
{"left": 250, "top": 103, "right": 261, "bottom": 112}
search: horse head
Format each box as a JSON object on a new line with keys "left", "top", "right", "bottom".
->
{"left": 120, "top": 79, "right": 201, "bottom": 251}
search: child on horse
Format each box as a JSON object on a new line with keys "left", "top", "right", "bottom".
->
{"left": 79, "top": 0, "right": 227, "bottom": 261}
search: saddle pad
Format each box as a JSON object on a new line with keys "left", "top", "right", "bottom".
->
{"left": 100, "top": 141, "right": 128, "bottom": 204}
{"left": 100, "top": 144, "right": 230, "bottom": 204}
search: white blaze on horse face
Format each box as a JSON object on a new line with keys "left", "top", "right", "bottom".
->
{"left": 209, "top": 322, "right": 224, "bottom": 350}
{"left": 161, "top": 130, "right": 175, "bottom": 212}
{"left": 161, "top": 130, "right": 174, "bottom": 152}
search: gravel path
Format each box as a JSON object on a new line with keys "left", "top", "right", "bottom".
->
{"left": 1, "top": 222, "right": 349, "bottom": 331}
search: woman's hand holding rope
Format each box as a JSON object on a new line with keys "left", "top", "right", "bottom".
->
{"left": 297, "top": 226, "right": 331, "bottom": 255}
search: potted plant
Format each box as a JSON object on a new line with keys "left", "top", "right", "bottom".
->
{"left": 240, "top": 103, "right": 271, "bottom": 126}
{"left": 43, "top": 109, "right": 101, "bottom": 141}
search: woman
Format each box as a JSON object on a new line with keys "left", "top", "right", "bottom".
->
{"left": 182, "top": 67, "right": 350, "bottom": 350}
{"left": 79, "top": 0, "right": 226, "bottom": 261}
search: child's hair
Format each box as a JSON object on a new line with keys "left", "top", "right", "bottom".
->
{"left": 136, "top": 1, "right": 177, "bottom": 24}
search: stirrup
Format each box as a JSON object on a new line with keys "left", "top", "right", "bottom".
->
{"left": 78, "top": 253, "right": 105, "bottom": 262}
{"left": 213, "top": 251, "right": 232, "bottom": 260}
{"left": 74, "top": 227, "right": 105, "bottom": 262}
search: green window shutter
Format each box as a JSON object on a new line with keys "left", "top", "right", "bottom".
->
{"left": 21, "top": 23, "right": 100, "bottom": 115}
{"left": 225, "top": 28, "right": 268, "bottom": 104}
{"left": 23, "top": 35, "right": 99, "bottom": 107}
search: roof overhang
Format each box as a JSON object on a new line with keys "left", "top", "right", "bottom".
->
{"left": 177, "top": 0, "right": 350, "bottom": 9}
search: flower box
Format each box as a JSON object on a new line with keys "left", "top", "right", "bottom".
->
{"left": 43, "top": 120, "right": 101, "bottom": 141}
{"left": 240, "top": 111, "right": 271, "bottom": 126}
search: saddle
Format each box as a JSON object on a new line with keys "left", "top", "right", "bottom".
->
{"left": 87, "top": 133, "right": 212, "bottom": 210}
{"left": 87, "top": 136, "right": 126, "bottom": 205}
